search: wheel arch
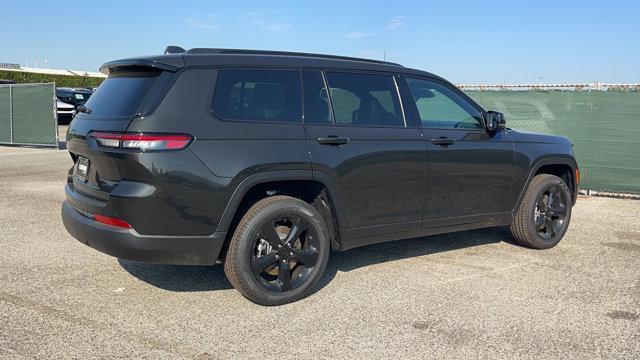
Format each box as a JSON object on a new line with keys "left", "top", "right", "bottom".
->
{"left": 216, "top": 171, "right": 342, "bottom": 252}
{"left": 513, "top": 156, "right": 578, "bottom": 215}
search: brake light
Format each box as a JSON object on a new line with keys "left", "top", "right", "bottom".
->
{"left": 90, "top": 132, "right": 193, "bottom": 151}
{"left": 93, "top": 214, "right": 132, "bottom": 229}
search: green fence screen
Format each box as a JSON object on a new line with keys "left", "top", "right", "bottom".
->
{"left": 0, "top": 83, "right": 57, "bottom": 147}
{"left": 0, "top": 87, "right": 10, "bottom": 143}
{"left": 0, "top": 84, "right": 637, "bottom": 193}
{"left": 465, "top": 90, "right": 640, "bottom": 194}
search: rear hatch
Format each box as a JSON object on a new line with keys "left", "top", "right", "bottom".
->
{"left": 65, "top": 66, "right": 175, "bottom": 206}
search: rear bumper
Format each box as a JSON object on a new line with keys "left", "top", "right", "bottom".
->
{"left": 61, "top": 201, "right": 226, "bottom": 265}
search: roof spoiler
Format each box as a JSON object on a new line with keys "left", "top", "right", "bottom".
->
{"left": 164, "top": 45, "right": 185, "bottom": 54}
{"left": 99, "top": 46, "right": 187, "bottom": 75}
{"left": 99, "top": 60, "right": 180, "bottom": 75}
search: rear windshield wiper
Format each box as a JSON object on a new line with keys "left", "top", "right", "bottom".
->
{"left": 77, "top": 105, "right": 93, "bottom": 114}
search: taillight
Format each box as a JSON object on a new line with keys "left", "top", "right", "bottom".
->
{"left": 575, "top": 167, "right": 580, "bottom": 185}
{"left": 93, "top": 214, "right": 132, "bottom": 229}
{"left": 89, "top": 132, "right": 193, "bottom": 151}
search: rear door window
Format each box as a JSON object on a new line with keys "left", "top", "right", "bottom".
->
{"left": 324, "top": 72, "right": 404, "bottom": 127}
{"left": 83, "top": 69, "right": 160, "bottom": 117}
{"left": 213, "top": 69, "right": 302, "bottom": 123}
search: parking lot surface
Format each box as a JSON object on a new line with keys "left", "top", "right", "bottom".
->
{"left": 1, "top": 145, "right": 639, "bottom": 359}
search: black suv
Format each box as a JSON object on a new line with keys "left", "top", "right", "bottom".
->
{"left": 62, "top": 47, "right": 579, "bottom": 305}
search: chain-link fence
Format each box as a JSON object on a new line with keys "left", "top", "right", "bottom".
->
{"left": 465, "top": 90, "right": 640, "bottom": 194}
{"left": 0, "top": 83, "right": 58, "bottom": 148}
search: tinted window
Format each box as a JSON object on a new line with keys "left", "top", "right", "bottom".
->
{"left": 407, "top": 78, "right": 483, "bottom": 129}
{"left": 56, "top": 90, "right": 74, "bottom": 102}
{"left": 82, "top": 70, "right": 160, "bottom": 117}
{"left": 213, "top": 70, "right": 301, "bottom": 123}
{"left": 57, "top": 90, "right": 72, "bottom": 98}
{"left": 325, "top": 72, "right": 404, "bottom": 127}
{"left": 303, "top": 71, "right": 332, "bottom": 124}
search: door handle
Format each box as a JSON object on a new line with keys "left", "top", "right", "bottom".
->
{"left": 430, "top": 137, "right": 455, "bottom": 146}
{"left": 317, "top": 135, "right": 350, "bottom": 146}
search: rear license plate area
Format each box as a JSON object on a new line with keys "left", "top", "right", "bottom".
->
{"left": 75, "top": 156, "right": 90, "bottom": 181}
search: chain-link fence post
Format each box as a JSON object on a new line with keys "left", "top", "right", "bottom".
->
{"left": 9, "top": 84, "right": 13, "bottom": 143}
{"left": 53, "top": 83, "right": 59, "bottom": 149}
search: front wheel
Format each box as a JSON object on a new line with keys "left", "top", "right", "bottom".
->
{"left": 224, "top": 196, "right": 330, "bottom": 305}
{"left": 510, "top": 174, "right": 572, "bottom": 249}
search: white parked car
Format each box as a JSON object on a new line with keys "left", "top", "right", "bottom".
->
{"left": 56, "top": 100, "right": 76, "bottom": 125}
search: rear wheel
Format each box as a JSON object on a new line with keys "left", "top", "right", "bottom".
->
{"left": 224, "top": 196, "right": 330, "bottom": 305}
{"left": 510, "top": 174, "right": 572, "bottom": 249}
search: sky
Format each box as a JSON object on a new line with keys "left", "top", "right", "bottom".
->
{"left": 1, "top": 0, "right": 639, "bottom": 84}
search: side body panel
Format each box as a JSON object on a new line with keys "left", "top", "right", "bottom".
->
{"left": 305, "top": 124, "right": 428, "bottom": 242}
{"left": 421, "top": 128, "right": 516, "bottom": 227}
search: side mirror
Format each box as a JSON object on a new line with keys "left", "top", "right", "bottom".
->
{"left": 76, "top": 105, "right": 92, "bottom": 114}
{"left": 485, "top": 111, "right": 506, "bottom": 132}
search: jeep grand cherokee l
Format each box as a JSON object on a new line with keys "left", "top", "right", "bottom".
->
{"left": 61, "top": 47, "right": 579, "bottom": 305}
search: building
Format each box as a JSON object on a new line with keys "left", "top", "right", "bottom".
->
{"left": 0, "top": 62, "right": 106, "bottom": 78}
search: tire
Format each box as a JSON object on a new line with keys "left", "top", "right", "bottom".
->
{"left": 510, "top": 174, "right": 572, "bottom": 249}
{"left": 224, "top": 195, "right": 330, "bottom": 305}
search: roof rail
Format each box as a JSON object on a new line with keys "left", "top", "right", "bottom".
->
{"left": 183, "top": 48, "right": 403, "bottom": 66}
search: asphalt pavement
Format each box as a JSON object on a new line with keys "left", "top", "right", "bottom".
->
{"left": 0, "top": 145, "right": 638, "bottom": 359}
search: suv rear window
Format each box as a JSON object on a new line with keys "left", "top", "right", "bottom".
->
{"left": 212, "top": 70, "right": 302, "bottom": 123}
{"left": 82, "top": 69, "right": 160, "bottom": 117}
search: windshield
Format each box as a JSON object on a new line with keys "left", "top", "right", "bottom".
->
{"left": 56, "top": 90, "right": 92, "bottom": 104}
{"left": 82, "top": 69, "right": 160, "bottom": 117}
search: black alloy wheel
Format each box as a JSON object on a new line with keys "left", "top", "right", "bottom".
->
{"left": 510, "top": 174, "right": 573, "bottom": 249}
{"left": 251, "top": 214, "right": 320, "bottom": 292}
{"left": 534, "top": 185, "right": 569, "bottom": 242}
{"left": 224, "top": 196, "right": 330, "bottom": 305}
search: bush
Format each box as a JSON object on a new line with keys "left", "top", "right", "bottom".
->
{"left": 0, "top": 70, "right": 105, "bottom": 88}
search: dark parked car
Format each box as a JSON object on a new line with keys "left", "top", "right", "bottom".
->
{"left": 56, "top": 87, "right": 93, "bottom": 108}
{"left": 62, "top": 47, "right": 579, "bottom": 305}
